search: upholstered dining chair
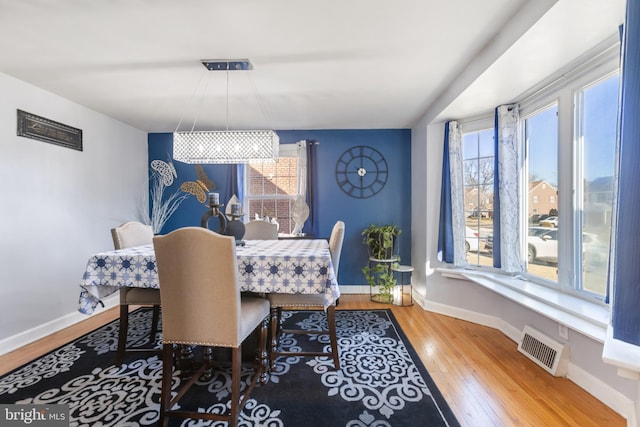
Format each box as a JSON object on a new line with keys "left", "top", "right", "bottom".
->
{"left": 268, "top": 220, "right": 345, "bottom": 371}
{"left": 153, "top": 227, "right": 270, "bottom": 427}
{"left": 243, "top": 220, "right": 278, "bottom": 240}
{"left": 111, "top": 221, "right": 161, "bottom": 366}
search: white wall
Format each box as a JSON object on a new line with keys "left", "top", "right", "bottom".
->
{"left": 0, "top": 72, "right": 148, "bottom": 350}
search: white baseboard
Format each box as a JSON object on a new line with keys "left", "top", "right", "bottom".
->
{"left": 412, "top": 292, "right": 635, "bottom": 426}
{"left": 414, "top": 292, "right": 522, "bottom": 343}
{"left": 2, "top": 288, "right": 366, "bottom": 357}
{"left": 568, "top": 363, "right": 637, "bottom": 427}
{"left": 339, "top": 285, "right": 370, "bottom": 294}
{"left": 0, "top": 295, "right": 119, "bottom": 357}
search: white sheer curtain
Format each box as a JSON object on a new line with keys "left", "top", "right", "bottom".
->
{"left": 296, "top": 140, "right": 308, "bottom": 197}
{"left": 447, "top": 121, "right": 467, "bottom": 266}
{"left": 495, "top": 105, "right": 524, "bottom": 273}
{"left": 291, "top": 140, "right": 310, "bottom": 234}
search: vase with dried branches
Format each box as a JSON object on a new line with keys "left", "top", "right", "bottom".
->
{"left": 145, "top": 159, "right": 189, "bottom": 234}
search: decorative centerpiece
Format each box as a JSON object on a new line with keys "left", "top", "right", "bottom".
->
{"left": 225, "top": 194, "right": 246, "bottom": 241}
{"left": 146, "top": 159, "right": 189, "bottom": 234}
{"left": 201, "top": 192, "right": 227, "bottom": 234}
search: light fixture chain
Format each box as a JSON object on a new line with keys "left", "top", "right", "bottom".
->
{"left": 248, "top": 71, "right": 274, "bottom": 130}
{"left": 174, "top": 67, "right": 207, "bottom": 133}
{"left": 190, "top": 73, "right": 211, "bottom": 133}
{"left": 226, "top": 67, "right": 230, "bottom": 131}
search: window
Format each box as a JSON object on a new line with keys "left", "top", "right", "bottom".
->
{"left": 244, "top": 144, "right": 301, "bottom": 234}
{"left": 462, "top": 127, "right": 494, "bottom": 267}
{"left": 525, "top": 104, "right": 559, "bottom": 283}
{"left": 452, "top": 45, "right": 619, "bottom": 304}
{"left": 577, "top": 73, "right": 618, "bottom": 296}
{"left": 518, "top": 62, "right": 618, "bottom": 300}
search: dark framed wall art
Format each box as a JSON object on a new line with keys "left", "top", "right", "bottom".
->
{"left": 16, "top": 109, "right": 83, "bottom": 151}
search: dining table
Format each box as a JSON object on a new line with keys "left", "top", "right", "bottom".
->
{"left": 78, "top": 238, "right": 340, "bottom": 315}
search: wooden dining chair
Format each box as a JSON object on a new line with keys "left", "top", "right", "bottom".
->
{"left": 268, "top": 220, "right": 345, "bottom": 371}
{"left": 154, "top": 227, "right": 270, "bottom": 427}
{"left": 243, "top": 220, "right": 278, "bottom": 240}
{"left": 111, "top": 221, "right": 161, "bottom": 366}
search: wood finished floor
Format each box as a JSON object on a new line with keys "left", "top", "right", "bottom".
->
{"left": 0, "top": 294, "right": 625, "bottom": 426}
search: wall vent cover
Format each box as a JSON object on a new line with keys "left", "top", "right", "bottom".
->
{"left": 517, "top": 325, "right": 569, "bottom": 377}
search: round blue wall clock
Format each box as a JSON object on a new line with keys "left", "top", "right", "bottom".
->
{"left": 335, "top": 145, "right": 388, "bottom": 198}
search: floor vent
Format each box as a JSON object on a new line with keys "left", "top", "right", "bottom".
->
{"left": 517, "top": 326, "right": 569, "bottom": 377}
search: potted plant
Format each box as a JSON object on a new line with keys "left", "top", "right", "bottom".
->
{"left": 361, "top": 223, "right": 401, "bottom": 260}
{"left": 361, "top": 224, "right": 401, "bottom": 303}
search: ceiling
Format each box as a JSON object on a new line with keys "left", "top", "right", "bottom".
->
{"left": 0, "top": 1, "right": 626, "bottom": 133}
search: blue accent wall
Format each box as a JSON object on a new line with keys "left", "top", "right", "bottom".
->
{"left": 148, "top": 129, "right": 411, "bottom": 287}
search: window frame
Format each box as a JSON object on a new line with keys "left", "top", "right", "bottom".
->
{"left": 454, "top": 45, "right": 619, "bottom": 305}
{"left": 518, "top": 58, "right": 619, "bottom": 302}
{"left": 573, "top": 70, "right": 619, "bottom": 297}
{"left": 520, "top": 99, "right": 561, "bottom": 291}
{"left": 243, "top": 143, "right": 301, "bottom": 233}
{"left": 459, "top": 116, "right": 496, "bottom": 267}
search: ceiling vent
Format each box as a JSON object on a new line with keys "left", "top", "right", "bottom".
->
{"left": 201, "top": 59, "right": 252, "bottom": 71}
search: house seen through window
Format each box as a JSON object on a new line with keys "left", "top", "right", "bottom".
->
{"left": 244, "top": 144, "right": 300, "bottom": 234}
{"left": 524, "top": 103, "right": 559, "bottom": 283}
{"left": 462, "top": 128, "right": 494, "bottom": 266}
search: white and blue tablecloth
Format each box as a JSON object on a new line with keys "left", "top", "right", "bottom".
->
{"left": 78, "top": 239, "right": 339, "bottom": 314}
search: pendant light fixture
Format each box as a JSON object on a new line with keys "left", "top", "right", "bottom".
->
{"left": 173, "top": 59, "right": 279, "bottom": 164}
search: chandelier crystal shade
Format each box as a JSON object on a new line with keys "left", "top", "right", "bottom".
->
{"left": 172, "top": 59, "right": 279, "bottom": 164}
{"left": 173, "top": 130, "right": 279, "bottom": 164}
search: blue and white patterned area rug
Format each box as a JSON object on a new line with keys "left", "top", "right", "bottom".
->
{"left": 0, "top": 309, "right": 459, "bottom": 426}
